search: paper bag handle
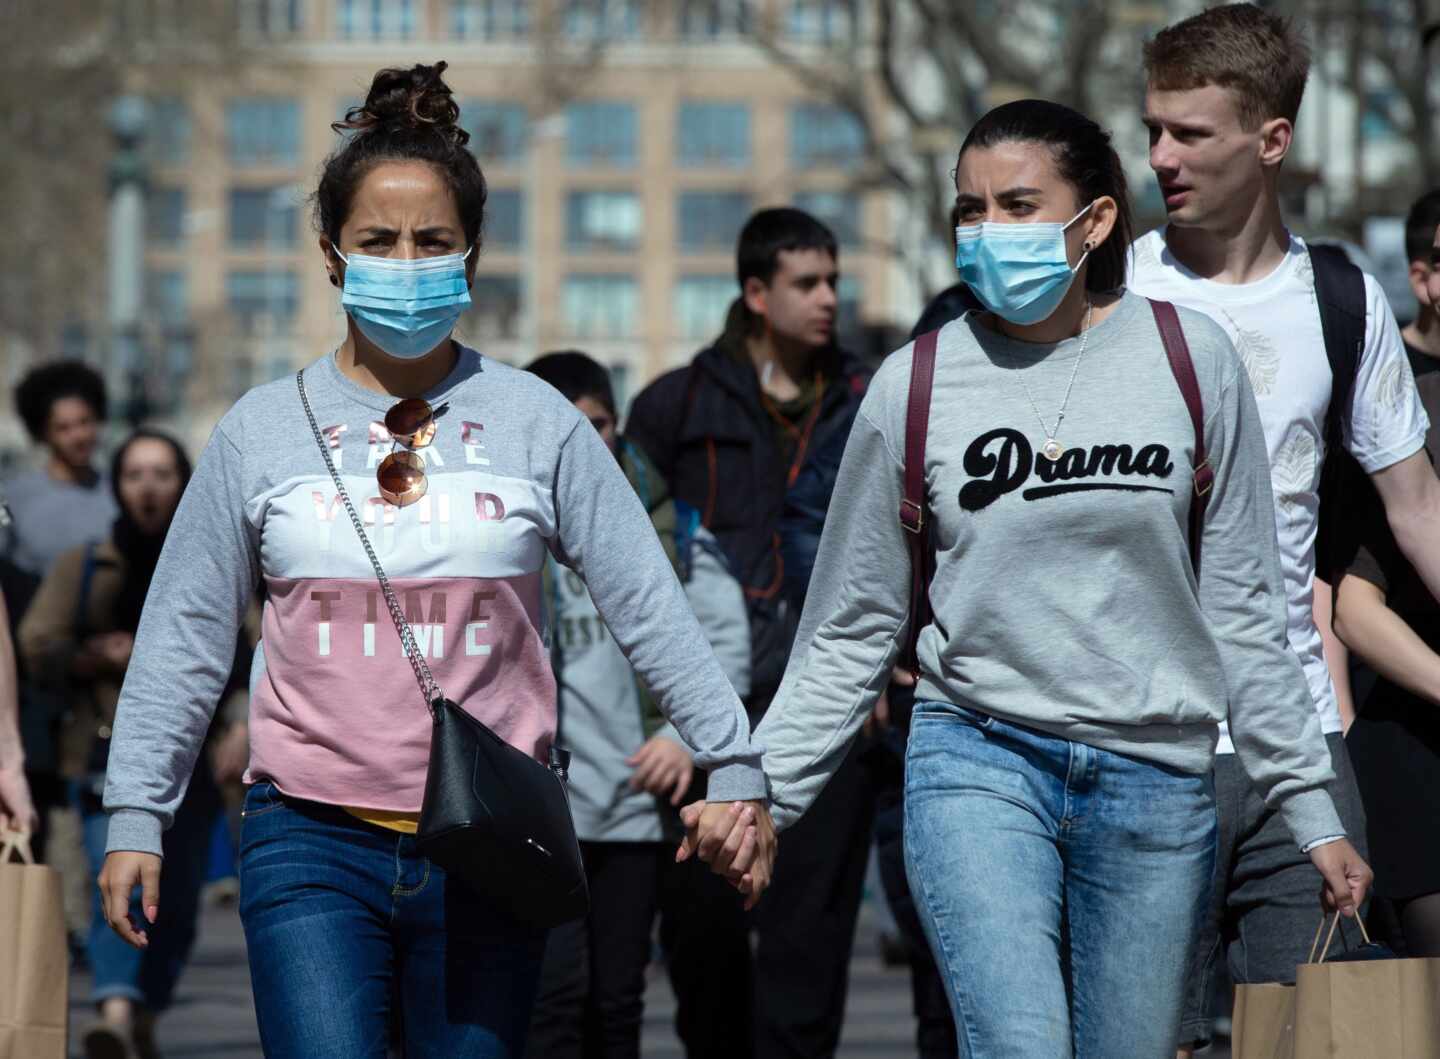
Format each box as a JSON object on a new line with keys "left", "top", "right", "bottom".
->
{"left": 1307, "top": 911, "right": 1372, "bottom": 964}
{"left": 0, "top": 827, "right": 34, "bottom": 865}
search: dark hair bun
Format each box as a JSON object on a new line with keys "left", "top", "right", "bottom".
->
{"left": 335, "top": 61, "right": 469, "bottom": 148}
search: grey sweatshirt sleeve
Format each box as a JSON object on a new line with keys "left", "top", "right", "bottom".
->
{"left": 551, "top": 421, "right": 767, "bottom": 802}
{"left": 684, "top": 528, "right": 752, "bottom": 702}
{"left": 753, "top": 405, "right": 909, "bottom": 829}
{"left": 652, "top": 529, "right": 752, "bottom": 749}
{"left": 1200, "top": 365, "right": 1343, "bottom": 849}
{"left": 104, "top": 423, "right": 260, "bottom": 856}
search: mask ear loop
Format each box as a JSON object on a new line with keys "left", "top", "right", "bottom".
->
{"left": 1068, "top": 202, "right": 1098, "bottom": 274}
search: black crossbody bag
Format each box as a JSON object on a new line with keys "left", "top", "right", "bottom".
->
{"left": 297, "top": 371, "right": 588, "bottom": 928}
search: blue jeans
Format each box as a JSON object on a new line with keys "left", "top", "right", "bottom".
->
{"left": 903, "top": 701, "right": 1216, "bottom": 1059}
{"left": 238, "top": 782, "right": 548, "bottom": 1058}
{"left": 79, "top": 765, "right": 216, "bottom": 1010}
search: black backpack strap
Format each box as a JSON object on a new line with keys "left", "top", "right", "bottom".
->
{"left": 1308, "top": 244, "right": 1368, "bottom": 582}
{"left": 1309, "top": 243, "right": 1367, "bottom": 451}
{"left": 1149, "top": 301, "right": 1212, "bottom": 577}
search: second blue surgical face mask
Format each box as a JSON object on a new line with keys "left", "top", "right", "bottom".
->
{"left": 337, "top": 247, "right": 474, "bottom": 359}
{"left": 954, "top": 202, "right": 1094, "bottom": 325}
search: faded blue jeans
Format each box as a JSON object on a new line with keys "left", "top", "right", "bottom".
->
{"left": 903, "top": 701, "right": 1216, "bottom": 1059}
{"left": 238, "top": 782, "right": 548, "bottom": 1058}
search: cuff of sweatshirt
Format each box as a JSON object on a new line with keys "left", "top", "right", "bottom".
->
{"left": 104, "top": 809, "right": 164, "bottom": 858}
{"left": 703, "top": 761, "right": 769, "bottom": 805}
{"left": 1277, "top": 788, "right": 1345, "bottom": 852}
{"left": 1300, "top": 834, "right": 1346, "bottom": 854}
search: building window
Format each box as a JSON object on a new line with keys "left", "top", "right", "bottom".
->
{"left": 485, "top": 189, "right": 523, "bottom": 250}
{"left": 337, "top": 0, "right": 415, "bottom": 40}
{"left": 147, "top": 98, "right": 191, "bottom": 166}
{"left": 567, "top": 191, "right": 642, "bottom": 251}
{"left": 452, "top": 0, "right": 528, "bottom": 38}
{"left": 227, "top": 99, "right": 301, "bottom": 167}
{"left": 464, "top": 102, "right": 528, "bottom": 163}
{"left": 462, "top": 275, "right": 525, "bottom": 340}
{"left": 567, "top": 102, "right": 637, "bottom": 167}
{"left": 795, "top": 190, "right": 860, "bottom": 246}
{"left": 610, "top": 362, "right": 632, "bottom": 412}
{"left": 677, "top": 103, "right": 750, "bottom": 167}
{"left": 563, "top": 275, "right": 638, "bottom": 338}
{"left": 790, "top": 103, "right": 864, "bottom": 169}
{"left": 226, "top": 270, "right": 300, "bottom": 335}
{"left": 675, "top": 275, "right": 735, "bottom": 340}
{"left": 679, "top": 0, "right": 751, "bottom": 38}
{"left": 838, "top": 274, "right": 862, "bottom": 338}
{"left": 678, "top": 191, "right": 751, "bottom": 253}
{"left": 147, "top": 270, "right": 189, "bottom": 327}
{"left": 147, "top": 187, "right": 187, "bottom": 247}
{"left": 228, "top": 187, "right": 299, "bottom": 248}
{"left": 563, "top": 0, "right": 641, "bottom": 40}
{"left": 788, "top": 0, "right": 857, "bottom": 43}
{"left": 238, "top": 0, "right": 302, "bottom": 35}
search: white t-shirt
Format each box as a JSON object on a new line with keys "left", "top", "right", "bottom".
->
{"left": 1129, "top": 228, "right": 1428, "bottom": 750}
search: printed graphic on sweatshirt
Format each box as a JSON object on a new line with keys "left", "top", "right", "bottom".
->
{"left": 256, "top": 467, "right": 553, "bottom": 580}
{"left": 958, "top": 426, "right": 1176, "bottom": 512}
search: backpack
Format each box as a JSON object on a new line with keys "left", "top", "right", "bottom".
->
{"left": 1308, "top": 244, "right": 1369, "bottom": 587}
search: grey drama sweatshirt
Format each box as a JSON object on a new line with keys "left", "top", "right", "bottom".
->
{"left": 756, "top": 292, "right": 1344, "bottom": 849}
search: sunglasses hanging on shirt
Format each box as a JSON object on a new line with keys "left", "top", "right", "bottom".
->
{"left": 377, "top": 398, "right": 447, "bottom": 507}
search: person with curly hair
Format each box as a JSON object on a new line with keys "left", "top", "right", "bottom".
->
{"left": 96, "top": 62, "right": 774, "bottom": 1058}
{"left": 4, "top": 360, "right": 114, "bottom": 580}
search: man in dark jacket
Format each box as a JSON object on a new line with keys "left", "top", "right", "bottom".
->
{"left": 628, "top": 207, "right": 874, "bottom": 1059}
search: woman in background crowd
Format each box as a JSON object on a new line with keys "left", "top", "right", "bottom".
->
{"left": 21, "top": 429, "right": 239, "bottom": 1059}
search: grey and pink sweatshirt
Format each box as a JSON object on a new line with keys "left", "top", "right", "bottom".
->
{"left": 103, "top": 347, "right": 767, "bottom": 857}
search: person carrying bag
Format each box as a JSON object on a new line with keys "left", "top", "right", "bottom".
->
{"left": 0, "top": 828, "right": 67, "bottom": 1059}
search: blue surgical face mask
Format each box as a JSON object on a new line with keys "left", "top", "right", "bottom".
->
{"left": 954, "top": 202, "right": 1094, "bottom": 325}
{"left": 336, "top": 247, "right": 474, "bottom": 360}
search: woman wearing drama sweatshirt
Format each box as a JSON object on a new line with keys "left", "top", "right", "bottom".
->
{"left": 686, "top": 100, "right": 1372, "bottom": 1059}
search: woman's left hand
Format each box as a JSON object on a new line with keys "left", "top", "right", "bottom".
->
{"left": 1309, "top": 838, "right": 1373, "bottom": 918}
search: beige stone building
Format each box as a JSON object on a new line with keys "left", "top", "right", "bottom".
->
{"left": 134, "top": 0, "right": 898, "bottom": 435}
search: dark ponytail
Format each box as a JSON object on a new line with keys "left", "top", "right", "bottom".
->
{"left": 958, "top": 100, "right": 1133, "bottom": 294}
{"left": 313, "top": 61, "right": 487, "bottom": 249}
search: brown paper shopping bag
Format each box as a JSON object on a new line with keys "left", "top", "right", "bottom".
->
{"left": 1290, "top": 913, "right": 1440, "bottom": 1058}
{"left": 1231, "top": 981, "right": 1297, "bottom": 1059}
{"left": 0, "top": 829, "right": 68, "bottom": 1059}
{"left": 1236, "top": 913, "right": 1440, "bottom": 1059}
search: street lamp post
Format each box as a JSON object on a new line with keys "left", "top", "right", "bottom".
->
{"left": 108, "top": 95, "right": 150, "bottom": 427}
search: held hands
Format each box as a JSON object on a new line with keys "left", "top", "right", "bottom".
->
{"left": 98, "top": 851, "right": 162, "bottom": 950}
{"left": 1309, "top": 838, "right": 1373, "bottom": 918}
{"left": 626, "top": 735, "right": 695, "bottom": 806}
{"left": 676, "top": 800, "right": 777, "bottom": 911}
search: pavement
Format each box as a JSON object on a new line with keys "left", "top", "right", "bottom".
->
{"left": 67, "top": 892, "right": 1233, "bottom": 1058}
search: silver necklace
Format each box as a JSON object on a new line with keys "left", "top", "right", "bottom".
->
{"left": 1016, "top": 299, "right": 1093, "bottom": 461}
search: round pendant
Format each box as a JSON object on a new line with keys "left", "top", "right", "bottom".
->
{"left": 1041, "top": 439, "right": 1064, "bottom": 461}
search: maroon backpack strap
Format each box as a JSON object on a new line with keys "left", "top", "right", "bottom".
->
{"left": 900, "top": 330, "right": 939, "bottom": 673}
{"left": 1149, "top": 299, "right": 1213, "bottom": 576}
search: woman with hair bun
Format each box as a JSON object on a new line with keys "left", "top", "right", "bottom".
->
{"left": 95, "top": 62, "right": 774, "bottom": 1056}
{"left": 688, "top": 98, "right": 1371, "bottom": 1056}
